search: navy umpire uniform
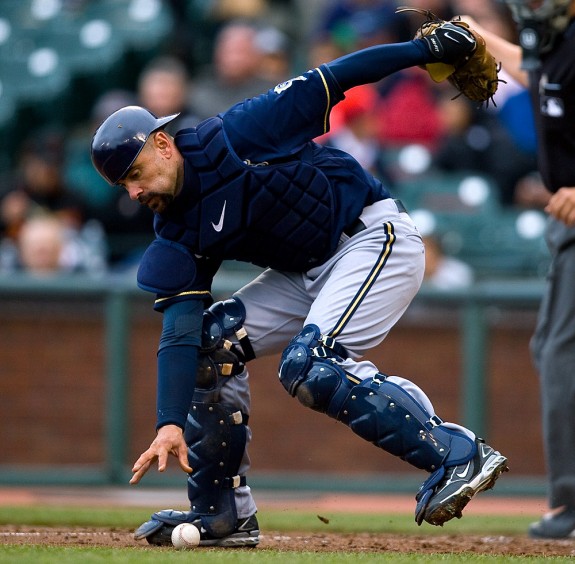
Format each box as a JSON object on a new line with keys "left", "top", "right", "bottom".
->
{"left": 92, "top": 24, "right": 508, "bottom": 547}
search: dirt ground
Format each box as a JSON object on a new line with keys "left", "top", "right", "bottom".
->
{"left": 1, "top": 526, "right": 575, "bottom": 557}
{"left": 1, "top": 488, "right": 575, "bottom": 557}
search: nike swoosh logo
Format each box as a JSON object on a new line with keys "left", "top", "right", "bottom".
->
{"left": 211, "top": 200, "right": 227, "bottom": 232}
{"left": 455, "top": 461, "right": 472, "bottom": 479}
{"left": 444, "top": 31, "right": 475, "bottom": 44}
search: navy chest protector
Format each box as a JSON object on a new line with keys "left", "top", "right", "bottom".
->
{"left": 155, "top": 117, "right": 337, "bottom": 271}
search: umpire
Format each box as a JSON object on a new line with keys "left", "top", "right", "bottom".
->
{"left": 91, "top": 23, "right": 507, "bottom": 547}
{"left": 463, "top": 0, "right": 575, "bottom": 540}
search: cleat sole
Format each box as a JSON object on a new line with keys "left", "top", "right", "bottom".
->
{"left": 424, "top": 455, "right": 508, "bottom": 526}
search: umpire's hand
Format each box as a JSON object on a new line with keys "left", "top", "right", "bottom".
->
{"left": 130, "top": 424, "right": 193, "bottom": 484}
{"left": 545, "top": 186, "right": 575, "bottom": 227}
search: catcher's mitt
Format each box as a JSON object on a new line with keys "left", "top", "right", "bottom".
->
{"left": 396, "top": 7, "right": 502, "bottom": 107}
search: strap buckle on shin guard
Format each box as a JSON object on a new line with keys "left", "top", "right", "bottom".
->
{"left": 234, "top": 326, "right": 255, "bottom": 362}
{"left": 223, "top": 475, "right": 246, "bottom": 489}
{"left": 315, "top": 334, "right": 348, "bottom": 360}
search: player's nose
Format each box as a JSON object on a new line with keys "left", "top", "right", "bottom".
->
{"left": 125, "top": 184, "right": 143, "bottom": 201}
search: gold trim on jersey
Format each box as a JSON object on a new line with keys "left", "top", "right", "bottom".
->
{"left": 315, "top": 67, "right": 331, "bottom": 134}
{"left": 154, "top": 290, "right": 211, "bottom": 305}
{"left": 329, "top": 222, "right": 396, "bottom": 338}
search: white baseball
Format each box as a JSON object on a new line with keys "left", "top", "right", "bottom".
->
{"left": 171, "top": 523, "right": 201, "bottom": 549}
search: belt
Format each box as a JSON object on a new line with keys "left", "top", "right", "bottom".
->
{"left": 344, "top": 199, "right": 407, "bottom": 238}
{"left": 395, "top": 198, "right": 407, "bottom": 214}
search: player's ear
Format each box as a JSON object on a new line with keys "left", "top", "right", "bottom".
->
{"left": 153, "top": 131, "right": 173, "bottom": 156}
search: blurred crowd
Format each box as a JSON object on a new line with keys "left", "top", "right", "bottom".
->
{"left": 0, "top": 0, "right": 547, "bottom": 285}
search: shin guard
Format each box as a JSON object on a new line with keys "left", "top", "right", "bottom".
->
{"left": 184, "top": 401, "right": 247, "bottom": 537}
{"left": 279, "top": 325, "right": 475, "bottom": 472}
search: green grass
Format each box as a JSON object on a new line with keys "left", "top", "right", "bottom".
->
{"left": 0, "top": 505, "right": 537, "bottom": 535}
{"left": 0, "top": 506, "right": 567, "bottom": 564}
{"left": 0, "top": 546, "right": 570, "bottom": 564}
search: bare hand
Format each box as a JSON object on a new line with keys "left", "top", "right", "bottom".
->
{"left": 545, "top": 187, "right": 575, "bottom": 226}
{"left": 130, "top": 424, "right": 193, "bottom": 485}
{"left": 459, "top": 15, "right": 479, "bottom": 30}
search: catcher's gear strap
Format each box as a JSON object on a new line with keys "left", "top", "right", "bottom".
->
{"left": 184, "top": 401, "right": 248, "bottom": 537}
{"left": 202, "top": 298, "right": 255, "bottom": 362}
{"left": 196, "top": 345, "right": 247, "bottom": 396}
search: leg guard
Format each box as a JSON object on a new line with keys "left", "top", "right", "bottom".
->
{"left": 135, "top": 368, "right": 249, "bottom": 543}
{"left": 279, "top": 325, "right": 475, "bottom": 473}
{"left": 184, "top": 299, "right": 252, "bottom": 538}
{"left": 184, "top": 400, "right": 247, "bottom": 537}
{"left": 136, "top": 302, "right": 252, "bottom": 544}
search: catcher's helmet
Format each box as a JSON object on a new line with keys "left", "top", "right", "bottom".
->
{"left": 503, "top": 0, "right": 571, "bottom": 24}
{"left": 502, "top": 0, "right": 572, "bottom": 55}
{"left": 91, "top": 105, "right": 179, "bottom": 185}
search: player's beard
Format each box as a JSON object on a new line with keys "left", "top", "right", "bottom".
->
{"left": 140, "top": 192, "right": 174, "bottom": 214}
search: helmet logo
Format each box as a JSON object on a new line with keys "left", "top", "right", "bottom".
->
{"left": 519, "top": 27, "right": 539, "bottom": 50}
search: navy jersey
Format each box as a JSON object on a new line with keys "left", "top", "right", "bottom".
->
{"left": 138, "top": 64, "right": 391, "bottom": 308}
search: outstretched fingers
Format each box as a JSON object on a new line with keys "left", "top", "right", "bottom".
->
{"left": 129, "top": 424, "right": 193, "bottom": 484}
{"left": 130, "top": 450, "right": 157, "bottom": 484}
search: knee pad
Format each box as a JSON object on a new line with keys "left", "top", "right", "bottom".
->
{"left": 279, "top": 324, "right": 350, "bottom": 417}
{"left": 197, "top": 297, "right": 252, "bottom": 402}
{"left": 202, "top": 297, "right": 254, "bottom": 361}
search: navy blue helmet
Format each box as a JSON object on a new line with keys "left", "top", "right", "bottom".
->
{"left": 91, "top": 105, "right": 179, "bottom": 185}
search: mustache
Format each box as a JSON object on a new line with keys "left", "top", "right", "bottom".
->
{"left": 138, "top": 193, "right": 174, "bottom": 208}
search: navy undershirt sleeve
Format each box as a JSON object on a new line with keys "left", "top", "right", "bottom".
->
{"left": 222, "top": 39, "right": 431, "bottom": 162}
{"left": 156, "top": 345, "right": 198, "bottom": 430}
{"left": 325, "top": 39, "right": 430, "bottom": 92}
{"left": 155, "top": 299, "right": 203, "bottom": 430}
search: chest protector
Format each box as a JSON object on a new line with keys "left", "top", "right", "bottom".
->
{"left": 155, "top": 117, "right": 337, "bottom": 271}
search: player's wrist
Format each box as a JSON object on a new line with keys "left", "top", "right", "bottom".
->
{"left": 155, "top": 419, "right": 185, "bottom": 432}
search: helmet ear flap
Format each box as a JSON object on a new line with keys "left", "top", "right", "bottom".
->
{"left": 90, "top": 105, "right": 179, "bottom": 185}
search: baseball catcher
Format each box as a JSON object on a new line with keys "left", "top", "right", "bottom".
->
{"left": 91, "top": 16, "right": 508, "bottom": 549}
{"left": 396, "top": 6, "right": 503, "bottom": 107}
